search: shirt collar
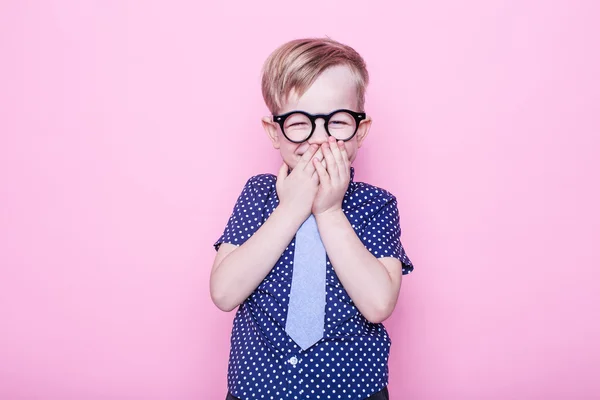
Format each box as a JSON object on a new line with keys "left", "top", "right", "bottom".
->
{"left": 346, "top": 166, "right": 355, "bottom": 194}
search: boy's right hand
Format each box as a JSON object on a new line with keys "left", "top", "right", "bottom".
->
{"left": 276, "top": 144, "right": 320, "bottom": 222}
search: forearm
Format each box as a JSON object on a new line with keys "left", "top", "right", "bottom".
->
{"left": 211, "top": 204, "right": 305, "bottom": 311}
{"left": 315, "top": 209, "right": 396, "bottom": 323}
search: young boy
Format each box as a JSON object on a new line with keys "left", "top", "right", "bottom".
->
{"left": 211, "top": 38, "right": 414, "bottom": 400}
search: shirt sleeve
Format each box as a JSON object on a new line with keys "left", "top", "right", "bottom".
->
{"left": 361, "top": 197, "right": 414, "bottom": 275}
{"left": 213, "top": 175, "right": 267, "bottom": 251}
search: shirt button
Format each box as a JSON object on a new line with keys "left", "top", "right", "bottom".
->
{"left": 288, "top": 356, "right": 298, "bottom": 366}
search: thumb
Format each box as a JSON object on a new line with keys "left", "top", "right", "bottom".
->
{"left": 277, "top": 162, "right": 289, "bottom": 183}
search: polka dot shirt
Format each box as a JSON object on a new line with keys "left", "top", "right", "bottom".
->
{"left": 214, "top": 167, "right": 414, "bottom": 400}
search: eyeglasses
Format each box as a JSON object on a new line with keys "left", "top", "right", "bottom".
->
{"left": 272, "top": 109, "right": 366, "bottom": 143}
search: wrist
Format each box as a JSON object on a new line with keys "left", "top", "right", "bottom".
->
{"left": 276, "top": 202, "right": 311, "bottom": 226}
{"left": 313, "top": 207, "right": 345, "bottom": 222}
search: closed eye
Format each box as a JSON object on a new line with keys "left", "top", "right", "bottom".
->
{"left": 286, "top": 122, "right": 309, "bottom": 128}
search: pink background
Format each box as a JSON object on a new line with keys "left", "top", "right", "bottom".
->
{"left": 1, "top": 1, "right": 599, "bottom": 399}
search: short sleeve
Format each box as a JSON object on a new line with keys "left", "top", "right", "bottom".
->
{"left": 361, "top": 197, "right": 414, "bottom": 275}
{"left": 213, "top": 176, "right": 267, "bottom": 251}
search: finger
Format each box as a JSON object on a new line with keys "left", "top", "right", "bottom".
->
{"left": 314, "top": 147, "right": 324, "bottom": 163}
{"left": 312, "top": 166, "right": 320, "bottom": 183}
{"left": 276, "top": 162, "right": 288, "bottom": 193}
{"left": 313, "top": 156, "right": 330, "bottom": 185}
{"left": 296, "top": 144, "right": 319, "bottom": 170}
{"left": 305, "top": 147, "right": 322, "bottom": 175}
{"left": 329, "top": 137, "right": 344, "bottom": 171}
{"left": 337, "top": 140, "right": 350, "bottom": 176}
{"left": 317, "top": 148, "right": 327, "bottom": 168}
{"left": 321, "top": 141, "right": 338, "bottom": 177}
{"left": 339, "top": 140, "right": 350, "bottom": 171}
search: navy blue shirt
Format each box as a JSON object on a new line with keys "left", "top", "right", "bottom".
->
{"left": 214, "top": 167, "right": 414, "bottom": 400}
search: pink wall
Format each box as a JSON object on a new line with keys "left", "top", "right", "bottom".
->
{"left": 1, "top": 1, "right": 599, "bottom": 399}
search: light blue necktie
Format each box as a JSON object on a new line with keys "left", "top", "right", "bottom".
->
{"left": 285, "top": 214, "right": 326, "bottom": 350}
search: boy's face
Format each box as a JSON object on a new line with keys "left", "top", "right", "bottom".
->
{"left": 262, "top": 65, "right": 372, "bottom": 170}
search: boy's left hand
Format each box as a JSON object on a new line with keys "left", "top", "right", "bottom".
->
{"left": 312, "top": 136, "right": 351, "bottom": 216}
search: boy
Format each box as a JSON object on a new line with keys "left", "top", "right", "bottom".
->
{"left": 211, "top": 38, "right": 414, "bottom": 400}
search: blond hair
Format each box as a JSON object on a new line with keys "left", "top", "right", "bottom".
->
{"left": 261, "top": 38, "right": 369, "bottom": 115}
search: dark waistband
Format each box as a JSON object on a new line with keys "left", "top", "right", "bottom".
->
{"left": 226, "top": 386, "right": 389, "bottom": 400}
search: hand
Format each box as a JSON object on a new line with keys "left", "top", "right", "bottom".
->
{"left": 312, "top": 136, "right": 351, "bottom": 216}
{"left": 276, "top": 144, "right": 321, "bottom": 222}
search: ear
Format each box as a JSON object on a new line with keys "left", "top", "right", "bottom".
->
{"left": 262, "top": 116, "right": 281, "bottom": 149}
{"left": 355, "top": 116, "right": 372, "bottom": 148}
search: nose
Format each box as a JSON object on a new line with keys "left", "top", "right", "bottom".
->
{"left": 307, "top": 119, "right": 329, "bottom": 145}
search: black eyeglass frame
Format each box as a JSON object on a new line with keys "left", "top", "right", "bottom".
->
{"left": 272, "top": 109, "right": 367, "bottom": 143}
